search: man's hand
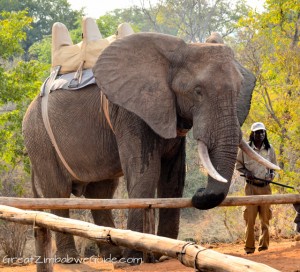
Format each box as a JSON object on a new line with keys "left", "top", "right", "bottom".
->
{"left": 244, "top": 169, "right": 255, "bottom": 180}
{"left": 265, "top": 172, "right": 275, "bottom": 181}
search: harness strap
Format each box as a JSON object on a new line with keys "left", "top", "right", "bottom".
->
{"left": 100, "top": 92, "right": 114, "bottom": 133}
{"left": 68, "top": 61, "right": 85, "bottom": 88}
{"left": 41, "top": 66, "right": 82, "bottom": 181}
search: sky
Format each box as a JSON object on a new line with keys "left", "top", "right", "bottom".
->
{"left": 68, "top": 0, "right": 141, "bottom": 18}
{"left": 68, "top": 0, "right": 264, "bottom": 19}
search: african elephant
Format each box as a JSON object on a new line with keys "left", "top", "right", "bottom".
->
{"left": 22, "top": 32, "right": 277, "bottom": 260}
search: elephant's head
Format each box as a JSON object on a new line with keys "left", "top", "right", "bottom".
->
{"left": 93, "top": 33, "right": 277, "bottom": 210}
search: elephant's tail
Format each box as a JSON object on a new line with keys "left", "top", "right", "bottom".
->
{"left": 31, "top": 168, "right": 41, "bottom": 198}
{"left": 31, "top": 168, "right": 37, "bottom": 197}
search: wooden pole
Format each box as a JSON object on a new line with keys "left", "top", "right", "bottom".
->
{"left": 34, "top": 227, "right": 53, "bottom": 272}
{"left": 143, "top": 208, "right": 156, "bottom": 263}
{"left": 143, "top": 208, "right": 155, "bottom": 235}
{"left": 0, "top": 194, "right": 298, "bottom": 210}
{"left": 0, "top": 205, "right": 279, "bottom": 272}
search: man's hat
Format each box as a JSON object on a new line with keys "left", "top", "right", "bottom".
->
{"left": 251, "top": 122, "right": 266, "bottom": 131}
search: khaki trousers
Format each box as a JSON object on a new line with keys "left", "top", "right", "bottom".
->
{"left": 243, "top": 183, "right": 272, "bottom": 252}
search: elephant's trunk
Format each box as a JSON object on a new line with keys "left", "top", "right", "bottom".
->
{"left": 192, "top": 136, "right": 280, "bottom": 210}
{"left": 192, "top": 130, "right": 239, "bottom": 210}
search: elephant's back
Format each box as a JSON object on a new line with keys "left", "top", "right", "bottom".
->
{"left": 22, "top": 94, "right": 47, "bottom": 149}
{"left": 23, "top": 85, "right": 121, "bottom": 182}
{"left": 23, "top": 86, "right": 102, "bottom": 144}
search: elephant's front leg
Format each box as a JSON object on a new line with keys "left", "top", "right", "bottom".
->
{"left": 157, "top": 137, "right": 186, "bottom": 239}
{"left": 125, "top": 151, "right": 161, "bottom": 233}
{"left": 115, "top": 116, "right": 161, "bottom": 260}
{"left": 122, "top": 152, "right": 161, "bottom": 261}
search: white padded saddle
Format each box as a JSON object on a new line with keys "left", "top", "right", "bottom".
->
{"left": 51, "top": 17, "right": 134, "bottom": 74}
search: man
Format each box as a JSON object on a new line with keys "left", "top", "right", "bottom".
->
{"left": 294, "top": 204, "right": 300, "bottom": 240}
{"left": 236, "top": 122, "right": 278, "bottom": 254}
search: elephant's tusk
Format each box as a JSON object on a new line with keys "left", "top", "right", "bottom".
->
{"left": 197, "top": 141, "right": 228, "bottom": 183}
{"left": 239, "top": 139, "right": 281, "bottom": 170}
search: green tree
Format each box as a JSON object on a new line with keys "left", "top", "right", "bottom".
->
{"left": 0, "top": 61, "right": 48, "bottom": 172}
{"left": 0, "top": 11, "right": 49, "bottom": 192}
{"left": 28, "top": 36, "right": 51, "bottom": 63}
{"left": 0, "top": 10, "right": 31, "bottom": 59}
{"left": 236, "top": 0, "right": 300, "bottom": 189}
{"left": 0, "top": 0, "right": 83, "bottom": 54}
{"left": 96, "top": 13, "right": 121, "bottom": 38}
{"left": 96, "top": 8, "right": 148, "bottom": 37}
{"left": 29, "top": 16, "right": 83, "bottom": 64}
{"left": 137, "top": 0, "right": 250, "bottom": 42}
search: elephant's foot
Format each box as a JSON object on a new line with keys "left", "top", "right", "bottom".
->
{"left": 149, "top": 252, "right": 172, "bottom": 262}
{"left": 122, "top": 249, "right": 144, "bottom": 265}
{"left": 158, "top": 255, "right": 172, "bottom": 262}
{"left": 98, "top": 244, "right": 123, "bottom": 260}
{"left": 84, "top": 242, "right": 99, "bottom": 257}
{"left": 143, "top": 252, "right": 157, "bottom": 263}
{"left": 55, "top": 249, "right": 80, "bottom": 264}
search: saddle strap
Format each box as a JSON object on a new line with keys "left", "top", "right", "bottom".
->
{"left": 41, "top": 66, "right": 82, "bottom": 181}
{"left": 68, "top": 60, "right": 85, "bottom": 88}
{"left": 100, "top": 92, "right": 114, "bottom": 132}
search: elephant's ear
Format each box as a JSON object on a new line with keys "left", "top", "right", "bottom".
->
{"left": 93, "top": 33, "right": 186, "bottom": 139}
{"left": 235, "top": 61, "right": 256, "bottom": 126}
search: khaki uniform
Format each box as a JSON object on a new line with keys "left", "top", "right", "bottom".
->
{"left": 236, "top": 143, "right": 277, "bottom": 253}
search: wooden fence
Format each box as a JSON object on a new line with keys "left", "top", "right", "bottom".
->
{"left": 0, "top": 193, "right": 299, "bottom": 209}
{"left": 0, "top": 194, "right": 299, "bottom": 272}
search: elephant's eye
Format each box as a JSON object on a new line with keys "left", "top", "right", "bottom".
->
{"left": 194, "top": 86, "right": 203, "bottom": 97}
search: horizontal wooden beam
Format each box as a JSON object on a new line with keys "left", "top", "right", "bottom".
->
{"left": 0, "top": 205, "right": 279, "bottom": 272}
{"left": 0, "top": 194, "right": 299, "bottom": 210}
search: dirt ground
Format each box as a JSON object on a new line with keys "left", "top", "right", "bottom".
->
{"left": 0, "top": 239, "right": 299, "bottom": 271}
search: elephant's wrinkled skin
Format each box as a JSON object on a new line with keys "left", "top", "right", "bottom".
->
{"left": 22, "top": 33, "right": 255, "bottom": 259}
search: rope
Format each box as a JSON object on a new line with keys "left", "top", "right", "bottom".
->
{"left": 177, "top": 242, "right": 208, "bottom": 272}
{"left": 194, "top": 248, "right": 207, "bottom": 272}
{"left": 41, "top": 66, "right": 82, "bottom": 181}
{"left": 100, "top": 91, "right": 115, "bottom": 133}
{"left": 178, "top": 242, "right": 195, "bottom": 264}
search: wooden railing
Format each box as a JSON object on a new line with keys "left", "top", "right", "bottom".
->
{"left": 0, "top": 193, "right": 299, "bottom": 209}
{"left": 0, "top": 194, "right": 299, "bottom": 272}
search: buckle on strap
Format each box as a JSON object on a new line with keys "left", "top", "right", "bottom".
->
{"left": 68, "top": 61, "right": 85, "bottom": 88}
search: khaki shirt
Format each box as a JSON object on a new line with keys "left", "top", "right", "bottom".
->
{"left": 236, "top": 142, "right": 277, "bottom": 180}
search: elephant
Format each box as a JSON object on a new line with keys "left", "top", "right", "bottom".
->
{"left": 22, "top": 32, "right": 278, "bottom": 261}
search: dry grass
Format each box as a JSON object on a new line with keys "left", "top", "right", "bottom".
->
{"left": 0, "top": 221, "right": 29, "bottom": 258}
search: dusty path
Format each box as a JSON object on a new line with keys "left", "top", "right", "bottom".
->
{"left": 0, "top": 239, "right": 299, "bottom": 271}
